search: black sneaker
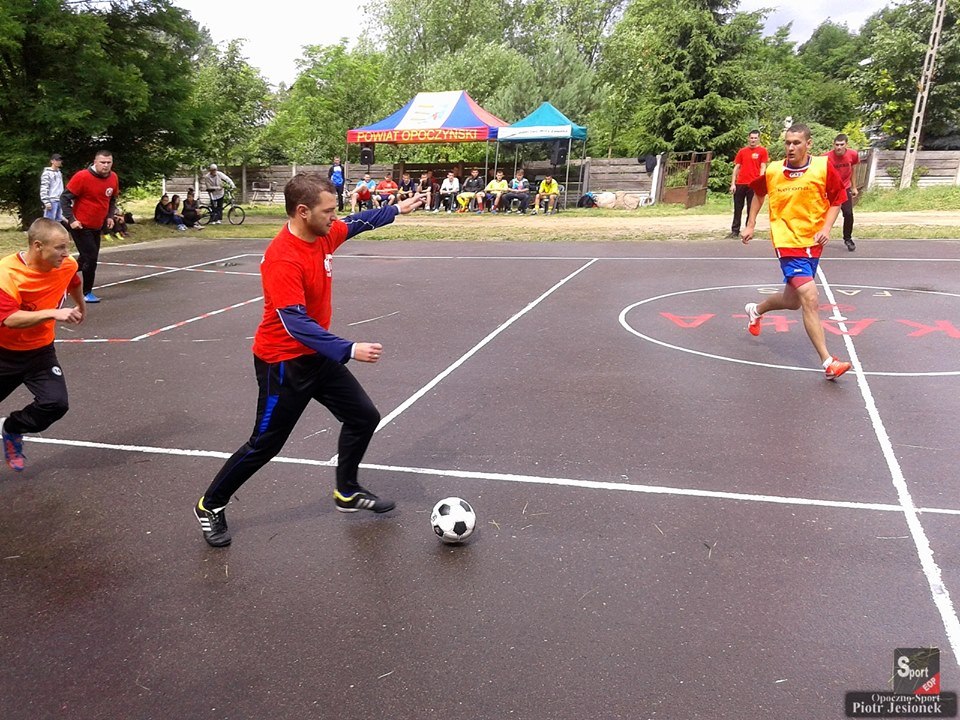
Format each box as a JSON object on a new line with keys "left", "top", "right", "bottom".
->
{"left": 334, "top": 488, "right": 395, "bottom": 513}
{"left": 194, "top": 497, "right": 231, "bottom": 546}
{"left": 845, "top": 239, "right": 856, "bottom": 251}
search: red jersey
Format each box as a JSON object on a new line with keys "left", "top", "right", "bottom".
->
{"left": 750, "top": 156, "right": 846, "bottom": 256}
{"left": 65, "top": 168, "right": 120, "bottom": 228}
{"left": 733, "top": 145, "right": 769, "bottom": 186}
{"left": 824, "top": 149, "right": 860, "bottom": 189}
{"left": 0, "top": 253, "right": 80, "bottom": 350}
{"left": 376, "top": 180, "right": 398, "bottom": 194}
{"left": 252, "top": 222, "right": 348, "bottom": 363}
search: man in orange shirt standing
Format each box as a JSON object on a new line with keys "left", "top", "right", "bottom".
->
{"left": 741, "top": 123, "right": 853, "bottom": 381}
{"left": 0, "top": 219, "right": 85, "bottom": 471}
{"left": 61, "top": 149, "right": 120, "bottom": 304}
{"left": 729, "top": 130, "right": 768, "bottom": 238}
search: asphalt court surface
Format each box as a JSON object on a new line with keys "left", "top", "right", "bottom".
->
{"left": 2, "top": 236, "right": 959, "bottom": 719}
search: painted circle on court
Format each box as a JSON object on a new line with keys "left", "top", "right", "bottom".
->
{"left": 619, "top": 284, "right": 960, "bottom": 377}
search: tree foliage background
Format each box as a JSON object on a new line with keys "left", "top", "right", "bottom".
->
{"left": 1, "top": 0, "right": 958, "bottom": 225}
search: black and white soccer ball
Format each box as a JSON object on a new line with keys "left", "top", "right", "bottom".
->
{"left": 430, "top": 497, "right": 476, "bottom": 544}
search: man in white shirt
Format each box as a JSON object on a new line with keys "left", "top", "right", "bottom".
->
{"left": 200, "top": 163, "right": 235, "bottom": 224}
{"left": 436, "top": 172, "right": 460, "bottom": 213}
{"left": 40, "top": 154, "right": 64, "bottom": 222}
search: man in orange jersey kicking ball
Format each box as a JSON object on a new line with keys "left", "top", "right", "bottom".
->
{"left": 740, "top": 123, "right": 853, "bottom": 381}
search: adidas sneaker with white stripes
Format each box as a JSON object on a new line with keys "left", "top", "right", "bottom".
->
{"left": 334, "top": 489, "right": 395, "bottom": 513}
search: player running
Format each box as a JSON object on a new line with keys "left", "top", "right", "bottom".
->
{"left": 193, "top": 174, "right": 424, "bottom": 547}
{"left": 0, "top": 219, "right": 85, "bottom": 471}
{"left": 740, "top": 123, "right": 853, "bottom": 381}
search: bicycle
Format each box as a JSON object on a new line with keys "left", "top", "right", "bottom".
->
{"left": 197, "top": 189, "right": 245, "bottom": 226}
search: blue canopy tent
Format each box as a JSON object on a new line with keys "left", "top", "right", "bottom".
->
{"left": 496, "top": 102, "right": 588, "bottom": 207}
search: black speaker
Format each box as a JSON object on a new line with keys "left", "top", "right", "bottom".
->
{"left": 360, "top": 144, "right": 375, "bottom": 166}
{"left": 550, "top": 141, "right": 568, "bottom": 166}
{"left": 638, "top": 154, "right": 657, "bottom": 173}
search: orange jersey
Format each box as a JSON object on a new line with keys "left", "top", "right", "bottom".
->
{"left": 0, "top": 253, "right": 80, "bottom": 350}
{"left": 750, "top": 156, "right": 846, "bottom": 253}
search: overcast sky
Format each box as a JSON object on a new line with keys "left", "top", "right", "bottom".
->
{"left": 173, "top": 0, "right": 892, "bottom": 88}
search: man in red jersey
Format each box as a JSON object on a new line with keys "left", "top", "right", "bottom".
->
{"left": 741, "top": 123, "right": 853, "bottom": 381}
{"left": 824, "top": 134, "right": 861, "bottom": 252}
{"left": 729, "top": 130, "right": 768, "bottom": 238}
{"left": 61, "top": 149, "right": 120, "bottom": 304}
{"left": 0, "top": 219, "right": 85, "bottom": 471}
{"left": 193, "top": 174, "right": 424, "bottom": 547}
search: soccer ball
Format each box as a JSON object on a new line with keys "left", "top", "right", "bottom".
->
{"left": 431, "top": 497, "right": 476, "bottom": 544}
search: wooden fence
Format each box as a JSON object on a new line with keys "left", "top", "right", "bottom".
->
{"left": 165, "top": 158, "right": 652, "bottom": 209}
{"left": 866, "top": 150, "right": 960, "bottom": 189}
{"left": 165, "top": 150, "right": 960, "bottom": 209}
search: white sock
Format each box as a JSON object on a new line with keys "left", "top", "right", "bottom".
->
{"left": 822, "top": 356, "right": 834, "bottom": 369}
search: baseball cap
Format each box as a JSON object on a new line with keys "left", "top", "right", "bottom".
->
{"left": 209, "top": 163, "right": 218, "bottom": 170}
{"left": 51, "top": 153, "right": 62, "bottom": 161}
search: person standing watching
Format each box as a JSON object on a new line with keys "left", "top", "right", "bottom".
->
{"left": 328, "top": 156, "right": 346, "bottom": 212}
{"left": 61, "top": 149, "right": 119, "bottom": 303}
{"left": 824, "top": 134, "right": 861, "bottom": 252}
{"left": 193, "top": 174, "right": 425, "bottom": 547}
{"left": 40, "top": 154, "right": 64, "bottom": 222}
{"left": 729, "top": 130, "right": 768, "bottom": 238}
{"left": 0, "top": 219, "right": 85, "bottom": 471}
{"left": 200, "top": 163, "right": 235, "bottom": 224}
{"left": 740, "top": 123, "right": 852, "bottom": 381}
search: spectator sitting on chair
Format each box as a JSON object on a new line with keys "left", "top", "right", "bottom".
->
{"left": 532, "top": 174, "right": 560, "bottom": 215}
{"left": 182, "top": 188, "right": 202, "bottom": 228}
{"left": 437, "top": 172, "right": 459, "bottom": 213}
{"left": 457, "top": 168, "right": 485, "bottom": 212}
{"left": 484, "top": 170, "right": 509, "bottom": 213}
{"left": 376, "top": 172, "right": 399, "bottom": 207}
{"left": 418, "top": 172, "right": 437, "bottom": 211}
{"left": 350, "top": 173, "right": 377, "bottom": 212}
{"left": 503, "top": 169, "right": 530, "bottom": 214}
{"left": 397, "top": 172, "right": 418, "bottom": 202}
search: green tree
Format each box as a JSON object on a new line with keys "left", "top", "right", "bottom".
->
{"left": 592, "top": 0, "right": 764, "bottom": 158}
{"left": 190, "top": 40, "right": 273, "bottom": 165}
{"left": 0, "top": 0, "right": 207, "bottom": 227}
{"left": 260, "top": 43, "right": 394, "bottom": 164}
{"left": 797, "top": 21, "right": 864, "bottom": 80}
{"left": 855, "top": 0, "right": 960, "bottom": 148}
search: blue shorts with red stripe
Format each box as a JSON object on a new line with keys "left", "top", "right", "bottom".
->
{"left": 779, "top": 257, "right": 819, "bottom": 284}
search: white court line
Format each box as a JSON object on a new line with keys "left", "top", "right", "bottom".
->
{"left": 20, "top": 435, "right": 960, "bottom": 517}
{"left": 327, "top": 258, "right": 600, "bottom": 467}
{"left": 94, "top": 253, "right": 255, "bottom": 289}
{"left": 818, "top": 265, "right": 960, "bottom": 667}
{"left": 128, "top": 296, "right": 263, "bottom": 341}
{"left": 338, "top": 255, "right": 960, "bottom": 263}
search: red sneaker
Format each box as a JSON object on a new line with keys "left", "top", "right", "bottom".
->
{"left": 824, "top": 358, "right": 852, "bottom": 380}
{"left": 3, "top": 428, "right": 24, "bottom": 471}
{"left": 744, "top": 303, "right": 762, "bottom": 336}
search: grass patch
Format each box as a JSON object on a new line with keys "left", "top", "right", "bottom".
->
{"left": 856, "top": 186, "right": 960, "bottom": 212}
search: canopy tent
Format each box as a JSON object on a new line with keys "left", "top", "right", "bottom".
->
{"left": 347, "top": 90, "right": 506, "bottom": 145}
{"left": 496, "top": 102, "right": 588, "bottom": 209}
{"left": 496, "top": 102, "right": 587, "bottom": 143}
